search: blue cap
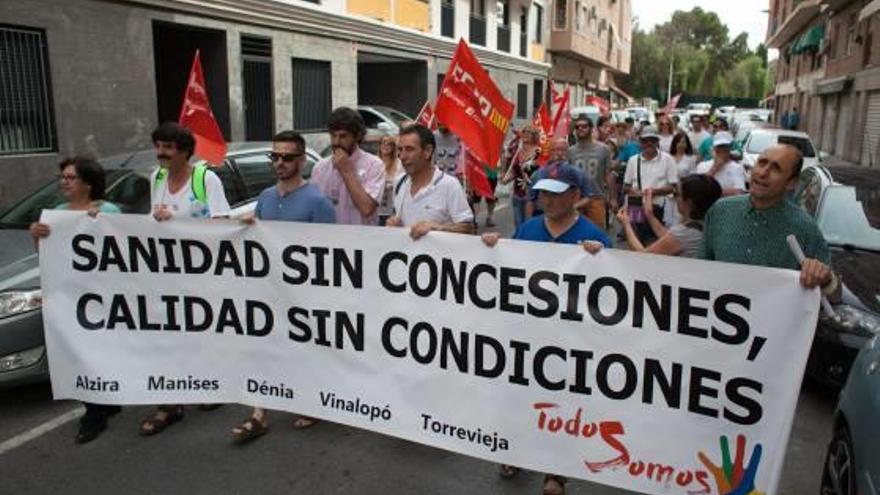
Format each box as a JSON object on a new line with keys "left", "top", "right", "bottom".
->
{"left": 534, "top": 163, "right": 580, "bottom": 193}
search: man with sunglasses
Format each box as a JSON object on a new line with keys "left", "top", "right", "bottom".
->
{"left": 231, "top": 130, "right": 336, "bottom": 443}
{"left": 568, "top": 116, "right": 612, "bottom": 229}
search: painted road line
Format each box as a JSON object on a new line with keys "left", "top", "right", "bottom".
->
{"left": 0, "top": 406, "right": 83, "bottom": 456}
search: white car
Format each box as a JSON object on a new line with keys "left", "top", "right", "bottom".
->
{"left": 357, "top": 105, "right": 414, "bottom": 135}
{"left": 570, "top": 105, "right": 602, "bottom": 125}
{"left": 626, "top": 107, "right": 653, "bottom": 125}
{"left": 741, "top": 128, "right": 822, "bottom": 171}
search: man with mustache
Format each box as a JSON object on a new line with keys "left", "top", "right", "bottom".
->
{"left": 140, "top": 122, "right": 231, "bottom": 436}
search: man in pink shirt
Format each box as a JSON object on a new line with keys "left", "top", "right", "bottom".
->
{"left": 311, "top": 107, "right": 384, "bottom": 225}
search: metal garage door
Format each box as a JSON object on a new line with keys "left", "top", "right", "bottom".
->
{"left": 861, "top": 91, "right": 880, "bottom": 167}
{"left": 834, "top": 93, "right": 852, "bottom": 158}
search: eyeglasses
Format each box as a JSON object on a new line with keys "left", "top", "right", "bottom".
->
{"left": 267, "top": 152, "right": 304, "bottom": 162}
{"left": 57, "top": 174, "right": 79, "bottom": 182}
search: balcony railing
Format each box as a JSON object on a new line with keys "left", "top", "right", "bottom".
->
{"left": 441, "top": 2, "right": 454, "bottom": 38}
{"left": 497, "top": 25, "right": 511, "bottom": 52}
{"left": 469, "top": 15, "right": 486, "bottom": 46}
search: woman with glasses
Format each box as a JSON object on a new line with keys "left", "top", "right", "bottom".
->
{"left": 376, "top": 134, "right": 404, "bottom": 226}
{"left": 29, "top": 157, "right": 122, "bottom": 444}
{"left": 657, "top": 116, "right": 676, "bottom": 154}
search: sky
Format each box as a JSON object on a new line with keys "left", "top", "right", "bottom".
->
{"left": 632, "top": 0, "right": 770, "bottom": 49}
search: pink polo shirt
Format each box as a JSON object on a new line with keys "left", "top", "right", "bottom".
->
{"left": 310, "top": 147, "right": 385, "bottom": 225}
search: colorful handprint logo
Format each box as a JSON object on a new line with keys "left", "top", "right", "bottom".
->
{"left": 698, "top": 434, "right": 765, "bottom": 495}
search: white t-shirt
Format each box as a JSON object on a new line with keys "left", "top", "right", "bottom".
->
{"left": 393, "top": 167, "right": 474, "bottom": 227}
{"left": 675, "top": 155, "right": 699, "bottom": 178}
{"left": 688, "top": 130, "right": 710, "bottom": 150}
{"left": 624, "top": 152, "right": 679, "bottom": 205}
{"left": 150, "top": 166, "right": 231, "bottom": 218}
{"left": 696, "top": 159, "right": 747, "bottom": 192}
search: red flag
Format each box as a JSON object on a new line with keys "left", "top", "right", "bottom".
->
{"left": 415, "top": 101, "right": 437, "bottom": 130}
{"left": 661, "top": 93, "right": 682, "bottom": 115}
{"left": 462, "top": 145, "right": 494, "bottom": 199}
{"left": 178, "top": 50, "right": 226, "bottom": 166}
{"left": 532, "top": 102, "right": 553, "bottom": 166}
{"left": 551, "top": 85, "right": 571, "bottom": 140}
{"left": 435, "top": 40, "right": 514, "bottom": 166}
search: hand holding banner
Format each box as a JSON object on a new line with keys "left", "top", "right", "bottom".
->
{"left": 435, "top": 40, "right": 514, "bottom": 167}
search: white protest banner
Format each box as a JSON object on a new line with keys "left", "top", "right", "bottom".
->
{"left": 40, "top": 210, "right": 820, "bottom": 495}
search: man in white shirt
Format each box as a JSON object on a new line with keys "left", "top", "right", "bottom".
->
{"left": 696, "top": 131, "right": 747, "bottom": 196}
{"left": 387, "top": 125, "right": 475, "bottom": 239}
{"left": 142, "top": 122, "right": 230, "bottom": 436}
{"left": 150, "top": 122, "right": 230, "bottom": 221}
{"left": 623, "top": 126, "right": 679, "bottom": 243}
{"left": 688, "top": 116, "right": 711, "bottom": 156}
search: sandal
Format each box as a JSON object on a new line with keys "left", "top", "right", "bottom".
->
{"left": 139, "top": 405, "right": 183, "bottom": 436}
{"left": 499, "top": 464, "right": 521, "bottom": 479}
{"left": 292, "top": 416, "right": 318, "bottom": 430}
{"left": 542, "top": 474, "right": 567, "bottom": 495}
{"left": 232, "top": 417, "right": 268, "bottom": 444}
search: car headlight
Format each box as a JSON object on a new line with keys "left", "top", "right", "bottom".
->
{"left": 0, "top": 289, "right": 42, "bottom": 318}
{"left": 826, "top": 305, "right": 880, "bottom": 336}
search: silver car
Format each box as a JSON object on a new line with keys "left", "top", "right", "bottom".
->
{"left": 0, "top": 142, "right": 320, "bottom": 388}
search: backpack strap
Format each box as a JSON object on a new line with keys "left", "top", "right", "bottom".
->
{"left": 192, "top": 162, "right": 208, "bottom": 204}
{"left": 153, "top": 162, "right": 209, "bottom": 204}
{"left": 394, "top": 174, "right": 410, "bottom": 195}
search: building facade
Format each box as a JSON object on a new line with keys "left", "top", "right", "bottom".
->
{"left": 0, "top": 0, "right": 557, "bottom": 207}
{"left": 547, "top": 0, "right": 632, "bottom": 109}
{"left": 768, "top": 0, "right": 880, "bottom": 166}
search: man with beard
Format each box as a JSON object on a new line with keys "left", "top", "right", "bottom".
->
{"left": 386, "top": 125, "right": 474, "bottom": 239}
{"left": 568, "top": 116, "right": 612, "bottom": 228}
{"left": 230, "top": 130, "right": 335, "bottom": 443}
{"left": 311, "top": 107, "right": 385, "bottom": 225}
{"left": 140, "top": 122, "right": 231, "bottom": 436}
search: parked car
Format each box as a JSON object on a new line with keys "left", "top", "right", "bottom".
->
{"left": 357, "top": 105, "right": 413, "bottom": 136}
{"left": 792, "top": 164, "right": 880, "bottom": 390}
{"left": 741, "top": 128, "right": 822, "bottom": 170}
{"left": 715, "top": 105, "right": 736, "bottom": 118}
{"left": 820, "top": 335, "right": 880, "bottom": 495}
{"left": 0, "top": 142, "right": 320, "bottom": 388}
{"left": 626, "top": 106, "right": 653, "bottom": 125}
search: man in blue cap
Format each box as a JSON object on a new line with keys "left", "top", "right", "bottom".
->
{"left": 482, "top": 160, "right": 608, "bottom": 493}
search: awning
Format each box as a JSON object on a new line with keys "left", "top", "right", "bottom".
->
{"left": 816, "top": 75, "right": 854, "bottom": 95}
{"left": 860, "top": 0, "right": 880, "bottom": 22}
{"left": 793, "top": 24, "right": 825, "bottom": 54}
{"left": 608, "top": 84, "right": 633, "bottom": 103}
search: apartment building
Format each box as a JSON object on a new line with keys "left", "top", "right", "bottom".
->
{"left": 768, "top": 0, "right": 880, "bottom": 166}
{"left": 0, "top": 0, "right": 555, "bottom": 207}
{"left": 547, "top": 0, "right": 632, "bottom": 108}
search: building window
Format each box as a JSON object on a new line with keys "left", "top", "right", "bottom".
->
{"left": 497, "top": 0, "right": 511, "bottom": 52}
{"left": 441, "top": 0, "right": 455, "bottom": 38}
{"left": 535, "top": 4, "right": 544, "bottom": 42}
{"left": 555, "top": 0, "right": 567, "bottom": 30}
{"left": 519, "top": 7, "right": 528, "bottom": 57}
{"left": 575, "top": 1, "right": 583, "bottom": 31}
{"left": 517, "top": 84, "right": 528, "bottom": 118}
{"left": 470, "top": 0, "right": 487, "bottom": 46}
{"left": 291, "top": 58, "right": 331, "bottom": 131}
{"left": 0, "top": 25, "right": 56, "bottom": 155}
{"left": 846, "top": 13, "right": 857, "bottom": 57}
{"left": 533, "top": 78, "right": 544, "bottom": 110}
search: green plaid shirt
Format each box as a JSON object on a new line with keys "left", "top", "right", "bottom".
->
{"left": 699, "top": 195, "right": 830, "bottom": 270}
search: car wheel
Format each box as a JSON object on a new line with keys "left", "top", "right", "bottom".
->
{"left": 821, "top": 424, "right": 856, "bottom": 495}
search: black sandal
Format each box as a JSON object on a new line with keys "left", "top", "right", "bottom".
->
{"left": 232, "top": 417, "right": 269, "bottom": 444}
{"left": 139, "top": 405, "right": 184, "bottom": 436}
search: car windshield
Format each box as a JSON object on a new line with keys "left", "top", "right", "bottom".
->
{"left": 817, "top": 185, "right": 880, "bottom": 251}
{"left": 374, "top": 107, "right": 412, "bottom": 127}
{"left": 746, "top": 133, "right": 817, "bottom": 157}
{"left": 0, "top": 170, "right": 150, "bottom": 228}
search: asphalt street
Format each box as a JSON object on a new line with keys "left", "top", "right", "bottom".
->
{"left": 0, "top": 193, "right": 839, "bottom": 494}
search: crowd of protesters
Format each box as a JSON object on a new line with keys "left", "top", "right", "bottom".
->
{"left": 28, "top": 105, "right": 839, "bottom": 495}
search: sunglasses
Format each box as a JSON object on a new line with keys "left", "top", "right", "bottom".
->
{"left": 267, "top": 152, "right": 304, "bottom": 162}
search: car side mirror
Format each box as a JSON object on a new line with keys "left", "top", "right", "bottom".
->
{"left": 819, "top": 151, "right": 830, "bottom": 162}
